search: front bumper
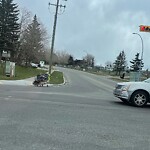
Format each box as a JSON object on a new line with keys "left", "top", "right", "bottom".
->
{"left": 113, "top": 89, "right": 130, "bottom": 101}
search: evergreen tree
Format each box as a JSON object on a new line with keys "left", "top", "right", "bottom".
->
{"left": 20, "top": 15, "right": 44, "bottom": 65}
{"left": 130, "top": 53, "right": 144, "bottom": 71}
{"left": 68, "top": 55, "right": 74, "bottom": 66}
{"left": 113, "top": 50, "right": 127, "bottom": 75}
{"left": 0, "top": 0, "right": 20, "bottom": 60}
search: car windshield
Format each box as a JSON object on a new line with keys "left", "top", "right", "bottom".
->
{"left": 143, "top": 78, "right": 150, "bottom": 83}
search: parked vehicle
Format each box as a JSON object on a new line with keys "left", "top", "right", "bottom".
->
{"left": 113, "top": 78, "right": 150, "bottom": 107}
{"left": 30, "top": 63, "right": 38, "bottom": 68}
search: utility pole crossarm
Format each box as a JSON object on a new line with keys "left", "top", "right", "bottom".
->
{"left": 49, "top": 2, "right": 66, "bottom": 8}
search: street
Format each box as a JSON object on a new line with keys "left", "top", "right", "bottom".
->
{"left": 0, "top": 67, "right": 150, "bottom": 150}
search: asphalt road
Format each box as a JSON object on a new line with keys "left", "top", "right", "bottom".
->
{"left": 0, "top": 67, "right": 150, "bottom": 150}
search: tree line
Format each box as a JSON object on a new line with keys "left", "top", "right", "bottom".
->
{"left": 0, "top": 0, "right": 49, "bottom": 65}
{"left": 0, "top": 0, "right": 95, "bottom": 68}
{"left": 108, "top": 50, "right": 144, "bottom": 76}
{"left": 0, "top": 0, "right": 144, "bottom": 74}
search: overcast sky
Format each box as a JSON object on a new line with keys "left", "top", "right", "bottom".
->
{"left": 14, "top": 0, "right": 150, "bottom": 69}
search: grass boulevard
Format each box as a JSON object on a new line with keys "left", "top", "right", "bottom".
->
{"left": 0, "top": 65, "right": 64, "bottom": 85}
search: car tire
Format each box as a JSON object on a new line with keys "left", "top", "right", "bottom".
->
{"left": 131, "top": 91, "right": 148, "bottom": 107}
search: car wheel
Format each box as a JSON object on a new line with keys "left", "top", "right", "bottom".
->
{"left": 131, "top": 91, "right": 148, "bottom": 107}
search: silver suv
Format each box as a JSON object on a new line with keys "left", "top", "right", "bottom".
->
{"left": 113, "top": 78, "right": 150, "bottom": 107}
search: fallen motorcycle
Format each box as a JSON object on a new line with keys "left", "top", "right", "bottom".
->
{"left": 33, "top": 74, "right": 49, "bottom": 87}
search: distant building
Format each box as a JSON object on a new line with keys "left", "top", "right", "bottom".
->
{"left": 74, "top": 59, "right": 85, "bottom": 67}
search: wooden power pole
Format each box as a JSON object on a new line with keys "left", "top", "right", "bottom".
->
{"left": 48, "top": 0, "right": 67, "bottom": 74}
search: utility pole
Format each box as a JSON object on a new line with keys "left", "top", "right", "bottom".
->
{"left": 48, "top": 0, "right": 67, "bottom": 74}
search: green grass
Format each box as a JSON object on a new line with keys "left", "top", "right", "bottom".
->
{"left": 49, "top": 71, "right": 64, "bottom": 84}
{"left": 0, "top": 64, "right": 64, "bottom": 84}
{"left": 0, "top": 65, "right": 47, "bottom": 80}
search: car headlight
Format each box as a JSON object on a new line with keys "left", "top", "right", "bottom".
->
{"left": 121, "top": 85, "right": 131, "bottom": 91}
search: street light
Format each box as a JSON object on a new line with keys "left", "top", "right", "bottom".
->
{"left": 132, "top": 33, "right": 144, "bottom": 61}
{"left": 133, "top": 32, "right": 144, "bottom": 81}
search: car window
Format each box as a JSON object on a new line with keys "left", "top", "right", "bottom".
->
{"left": 143, "top": 78, "right": 150, "bottom": 83}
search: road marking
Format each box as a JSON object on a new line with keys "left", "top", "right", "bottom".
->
{"left": 82, "top": 75, "right": 114, "bottom": 91}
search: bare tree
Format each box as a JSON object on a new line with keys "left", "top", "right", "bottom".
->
{"left": 55, "top": 50, "right": 70, "bottom": 65}
{"left": 19, "top": 8, "right": 32, "bottom": 34}
{"left": 83, "top": 53, "right": 95, "bottom": 67}
{"left": 39, "top": 22, "right": 50, "bottom": 47}
{"left": 16, "top": 8, "right": 32, "bottom": 64}
{"left": 44, "top": 49, "right": 58, "bottom": 65}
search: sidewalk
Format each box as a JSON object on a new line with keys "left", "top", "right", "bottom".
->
{"left": 0, "top": 77, "right": 35, "bottom": 86}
